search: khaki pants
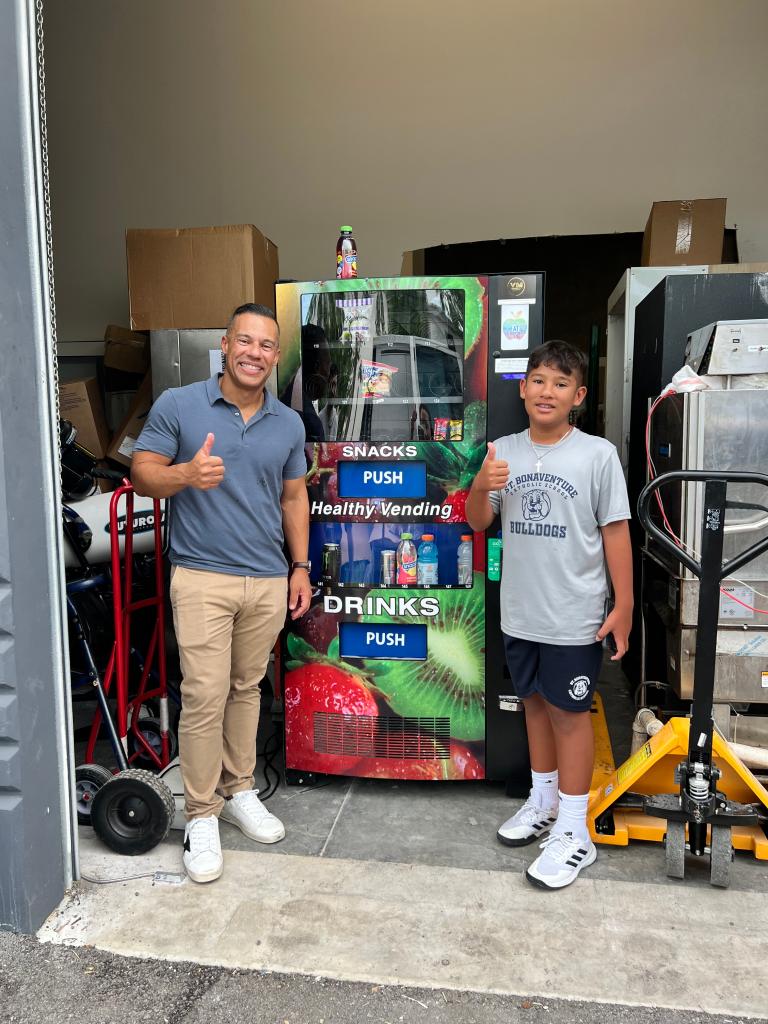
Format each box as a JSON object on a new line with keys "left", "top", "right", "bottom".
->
{"left": 170, "top": 567, "right": 287, "bottom": 820}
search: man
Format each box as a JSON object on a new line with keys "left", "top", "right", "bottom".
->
{"left": 132, "top": 303, "right": 311, "bottom": 883}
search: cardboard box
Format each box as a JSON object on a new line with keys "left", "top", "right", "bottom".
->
{"left": 107, "top": 373, "right": 153, "bottom": 467}
{"left": 126, "top": 224, "right": 279, "bottom": 330}
{"left": 103, "top": 324, "right": 149, "bottom": 374}
{"left": 58, "top": 378, "right": 111, "bottom": 459}
{"left": 400, "top": 249, "right": 425, "bottom": 276}
{"left": 642, "top": 199, "right": 727, "bottom": 267}
{"left": 707, "top": 262, "right": 768, "bottom": 275}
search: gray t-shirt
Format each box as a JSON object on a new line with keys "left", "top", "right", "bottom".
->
{"left": 488, "top": 428, "right": 630, "bottom": 645}
{"left": 134, "top": 376, "right": 306, "bottom": 577}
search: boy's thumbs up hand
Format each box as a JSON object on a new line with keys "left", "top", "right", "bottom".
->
{"left": 186, "top": 432, "right": 225, "bottom": 490}
{"left": 475, "top": 441, "right": 509, "bottom": 492}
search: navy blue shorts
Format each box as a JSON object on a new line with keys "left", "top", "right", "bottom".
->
{"left": 502, "top": 634, "right": 603, "bottom": 712}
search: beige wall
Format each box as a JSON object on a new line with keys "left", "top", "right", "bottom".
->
{"left": 45, "top": 0, "right": 768, "bottom": 341}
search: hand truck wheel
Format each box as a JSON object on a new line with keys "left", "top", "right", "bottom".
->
{"left": 128, "top": 717, "right": 178, "bottom": 768}
{"left": 74, "top": 763, "right": 113, "bottom": 825}
{"left": 90, "top": 768, "right": 175, "bottom": 855}
{"left": 665, "top": 820, "right": 686, "bottom": 880}
{"left": 709, "top": 824, "right": 733, "bottom": 889}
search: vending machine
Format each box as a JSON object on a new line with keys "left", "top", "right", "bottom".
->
{"left": 275, "top": 274, "right": 544, "bottom": 783}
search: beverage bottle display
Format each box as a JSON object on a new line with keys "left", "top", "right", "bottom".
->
{"left": 379, "top": 549, "right": 396, "bottom": 585}
{"left": 322, "top": 542, "right": 340, "bottom": 586}
{"left": 396, "top": 532, "right": 418, "bottom": 584}
{"left": 416, "top": 533, "right": 439, "bottom": 586}
{"left": 457, "top": 534, "right": 473, "bottom": 586}
{"left": 336, "top": 226, "right": 358, "bottom": 279}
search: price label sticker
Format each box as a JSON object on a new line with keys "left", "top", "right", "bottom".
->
{"left": 719, "top": 584, "right": 754, "bottom": 620}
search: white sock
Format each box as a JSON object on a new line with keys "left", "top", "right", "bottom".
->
{"left": 552, "top": 790, "right": 590, "bottom": 841}
{"left": 530, "top": 769, "right": 559, "bottom": 811}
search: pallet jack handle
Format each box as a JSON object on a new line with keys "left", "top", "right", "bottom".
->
{"left": 638, "top": 469, "right": 768, "bottom": 585}
{"left": 638, "top": 471, "right": 768, "bottom": 868}
{"left": 638, "top": 470, "right": 768, "bottom": 761}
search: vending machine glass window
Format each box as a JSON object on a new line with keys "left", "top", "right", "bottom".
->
{"left": 300, "top": 289, "right": 465, "bottom": 442}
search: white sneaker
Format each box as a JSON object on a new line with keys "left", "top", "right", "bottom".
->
{"left": 497, "top": 797, "right": 557, "bottom": 847}
{"left": 525, "top": 831, "right": 596, "bottom": 890}
{"left": 183, "top": 816, "right": 223, "bottom": 883}
{"left": 220, "top": 789, "right": 286, "bottom": 844}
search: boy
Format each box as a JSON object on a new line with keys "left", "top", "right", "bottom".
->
{"left": 466, "top": 341, "right": 632, "bottom": 889}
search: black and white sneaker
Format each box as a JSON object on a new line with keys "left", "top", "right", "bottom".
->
{"left": 525, "top": 831, "right": 596, "bottom": 889}
{"left": 497, "top": 797, "right": 557, "bottom": 847}
{"left": 183, "top": 815, "right": 223, "bottom": 883}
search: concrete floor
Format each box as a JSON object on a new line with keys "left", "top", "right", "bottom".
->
{"left": 52, "top": 661, "right": 768, "bottom": 1018}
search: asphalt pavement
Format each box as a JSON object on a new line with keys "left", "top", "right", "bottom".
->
{"left": 1, "top": 930, "right": 765, "bottom": 1024}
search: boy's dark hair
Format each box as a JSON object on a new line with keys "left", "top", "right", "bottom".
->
{"left": 227, "top": 303, "right": 279, "bottom": 333}
{"left": 526, "top": 340, "right": 587, "bottom": 386}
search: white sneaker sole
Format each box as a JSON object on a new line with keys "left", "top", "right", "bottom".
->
{"left": 184, "top": 859, "right": 223, "bottom": 884}
{"left": 219, "top": 807, "right": 286, "bottom": 844}
{"left": 525, "top": 842, "right": 597, "bottom": 890}
{"left": 497, "top": 821, "right": 555, "bottom": 848}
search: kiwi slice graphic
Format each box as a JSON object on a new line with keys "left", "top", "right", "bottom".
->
{"left": 362, "top": 574, "right": 485, "bottom": 741}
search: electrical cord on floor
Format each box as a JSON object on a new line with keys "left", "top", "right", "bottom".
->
{"left": 257, "top": 721, "right": 283, "bottom": 801}
{"left": 80, "top": 871, "right": 156, "bottom": 884}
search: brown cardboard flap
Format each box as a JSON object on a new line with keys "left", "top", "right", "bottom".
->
{"left": 106, "top": 372, "right": 153, "bottom": 467}
{"left": 58, "top": 378, "right": 111, "bottom": 459}
{"left": 127, "top": 225, "right": 279, "bottom": 330}
{"left": 103, "top": 324, "right": 149, "bottom": 373}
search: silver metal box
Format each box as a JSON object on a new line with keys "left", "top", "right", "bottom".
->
{"left": 686, "top": 319, "right": 768, "bottom": 376}
{"left": 150, "top": 329, "right": 277, "bottom": 400}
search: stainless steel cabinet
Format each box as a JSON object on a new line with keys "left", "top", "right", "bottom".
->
{"left": 648, "top": 389, "right": 768, "bottom": 702}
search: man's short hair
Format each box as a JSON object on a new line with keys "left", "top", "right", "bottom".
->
{"left": 526, "top": 340, "right": 587, "bottom": 386}
{"left": 227, "top": 303, "right": 279, "bottom": 334}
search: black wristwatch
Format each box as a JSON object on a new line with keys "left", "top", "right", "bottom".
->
{"left": 291, "top": 560, "right": 311, "bottom": 572}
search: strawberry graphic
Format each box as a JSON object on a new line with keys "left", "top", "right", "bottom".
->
{"left": 284, "top": 636, "right": 379, "bottom": 775}
{"left": 443, "top": 488, "right": 468, "bottom": 523}
{"left": 356, "top": 739, "right": 484, "bottom": 781}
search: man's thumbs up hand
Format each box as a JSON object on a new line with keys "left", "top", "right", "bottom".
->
{"left": 186, "top": 432, "right": 225, "bottom": 490}
{"left": 475, "top": 440, "right": 509, "bottom": 492}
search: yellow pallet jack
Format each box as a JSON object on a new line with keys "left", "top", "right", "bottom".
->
{"left": 587, "top": 470, "right": 768, "bottom": 887}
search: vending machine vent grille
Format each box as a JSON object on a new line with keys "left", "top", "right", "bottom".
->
{"left": 313, "top": 714, "right": 451, "bottom": 759}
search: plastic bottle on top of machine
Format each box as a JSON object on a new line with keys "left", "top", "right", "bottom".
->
{"left": 336, "top": 226, "right": 357, "bottom": 279}
{"left": 417, "top": 533, "right": 439, "bottom": 585}
{"left": 457, "top": 534, "right": 473, "bottom": 586}
{"left": 396, "top": 532, "right": 418, "bottom": 585}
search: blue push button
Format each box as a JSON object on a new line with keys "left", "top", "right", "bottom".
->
{"left": 338, "top": 460, "right": 427, "bottom": 499}
{"left": 340, "top": 622, "right": 427, "bottom": 661}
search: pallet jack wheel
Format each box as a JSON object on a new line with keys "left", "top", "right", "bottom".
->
{"left": 709, "top": 824, "right": 733, "bottom": 889}
{"left": 128, "top": 717, "right": 178, "bottom": 768}
{"left": 90, "top": 768, "right": 175, "bottom": 855}
{"left": 665, "top": 820, "right": 686, "bottom": 880}
{"left": 74, "top": 763, "right": 113, "bottom": 826}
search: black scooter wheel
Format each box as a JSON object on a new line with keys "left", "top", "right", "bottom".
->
{"left": 74, "top": 763, "right": 113, "bottom": 825}
{"left": 90, "top": 768, "right": 175, "bottom": 855}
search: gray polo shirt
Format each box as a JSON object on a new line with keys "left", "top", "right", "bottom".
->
{"left": 134, "top": 376, "right": 306, "bottom": 577}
